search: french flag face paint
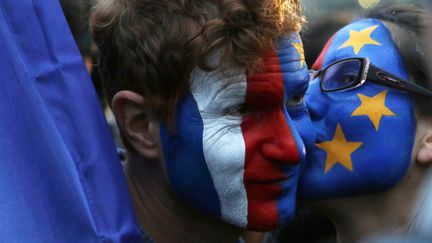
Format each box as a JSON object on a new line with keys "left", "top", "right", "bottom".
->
{"left": 160, "top": 34, "right": 312, "bottom": 230}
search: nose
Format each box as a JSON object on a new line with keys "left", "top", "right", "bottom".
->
{"left": 305, "top": 78, "right": 327, "bottom": 121}
{"left": 260, "top": 113, "right": 306, "bottom": 165}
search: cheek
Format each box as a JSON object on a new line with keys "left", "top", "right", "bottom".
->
{"left": 200, "top": 117, "right": 249, "bottom": 227}
{"left": 320, "top": 94, "right": 359, "bottom": 126}
{"left": 305, "top": 79, "right": 328, "bottom": 122}
{"left": 160, "top": 94, "right": 252, "bottom": 228}
{"left": 242, "top": 107, "right": 305, "bottom": 231}
{"left": 300, "top": 87, "right": 416, "bottom": 199}
{"left": 159, "top": 95, "right": 224, "bottom": 219}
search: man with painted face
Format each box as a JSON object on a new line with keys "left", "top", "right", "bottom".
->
{"left": 298, "top": 4, "right": 432, "bottom": 242}
{"left": 90, "top": 0, "right": 313, "bottom": 242}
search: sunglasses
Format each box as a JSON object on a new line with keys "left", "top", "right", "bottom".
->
{"left": 309, "top": 57, "right": 432, "bottom": 98}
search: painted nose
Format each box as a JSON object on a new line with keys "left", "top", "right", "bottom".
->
{"left": 260, "top": 115, "right": 306, "bottom": 165}
{"left": 305, "top": 78, "right": 327, "bottom": 121}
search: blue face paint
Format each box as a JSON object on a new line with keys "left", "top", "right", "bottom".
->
{"left": 299, "top": 19, "right": 416, "bottom": 200}
{"left": 159, "top": 34, "right": 314, "bottom": 230}
{"left": 276, "top": 35, "right": 316, "bottom": 222}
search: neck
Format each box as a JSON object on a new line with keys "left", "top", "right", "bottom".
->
{"left": 313, "top": 164, "right": 426, "bottom": 243}
{"left": 124, "top": 153, "right": 243, "bottom": 243}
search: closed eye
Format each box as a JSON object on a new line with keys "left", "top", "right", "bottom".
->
{"left": 223, "top": 103, "right": 256, "bottom": 116}
{"left": 285, "top": 94, "right": 304, "bottom": 108}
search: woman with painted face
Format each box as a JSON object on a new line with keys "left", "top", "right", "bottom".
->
{"left": 298, "top": 4, "right": 431, "bottom": 242}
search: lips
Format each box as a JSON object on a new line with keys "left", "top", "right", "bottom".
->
{"left": 244, "top": 158, "right": 291, "bottom": 182}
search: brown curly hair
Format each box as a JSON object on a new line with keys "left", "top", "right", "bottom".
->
{"left": 91, "top": 0, "right": 304, "bottom": 121}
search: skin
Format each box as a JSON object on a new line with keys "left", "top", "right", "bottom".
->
{"left": 300, "top": 19, "right": 416, "bottom": 200}
{"left": 299, "top": 19, "right": 432, "bottom": 242}
{"left": 309, "top": 117, "right": 432, "bottom": 243}
{"left": 111, "top": 36, "right": 313, "bottom": 241}
{"left": 113, "top": 91, "right": 243, "bottom": 242}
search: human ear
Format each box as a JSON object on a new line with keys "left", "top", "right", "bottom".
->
{"left": 111, "top": 90, "right": 160, "bottom": 160}
{"left": 416, "top": 130, "right": 432, "bottom": 164}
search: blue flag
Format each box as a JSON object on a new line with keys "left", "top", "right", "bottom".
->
{"left": 0, "top": 0, "right": 141, "bottom": 241}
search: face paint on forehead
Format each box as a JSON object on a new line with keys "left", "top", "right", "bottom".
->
{"left": 159, "top": 34, "right": 313, "bottom": 231}
{"left": 299, "top": 19, "right": 416, "bottom": 200}
{"left": 251, "top": 35, "right": 309, "bottom": 95}
{"left": 277, "top": 35, "right": 309, "bottom": 92}
{"left": 190, "top": 63, "right": 248, "bottom": 116}
{"left": 322, "top": 19, "right": 409, "bottom": 79}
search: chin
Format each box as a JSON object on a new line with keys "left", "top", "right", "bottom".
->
{"left": 245, "top": 202, "right": 294, "bottom": 231}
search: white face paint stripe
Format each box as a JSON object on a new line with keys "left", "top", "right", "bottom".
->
{"left": 189, "top": 65, "right": 248, "bottom": 227}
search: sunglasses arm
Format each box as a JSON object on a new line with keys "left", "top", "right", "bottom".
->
{"left": 368, "top": 64, "right": 432, "bottom": 98}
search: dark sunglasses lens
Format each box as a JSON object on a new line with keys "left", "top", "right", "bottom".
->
{"left": 322, "top": 59, "right": 361, "bottom": 91}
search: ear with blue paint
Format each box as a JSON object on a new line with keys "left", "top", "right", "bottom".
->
{"left": 112, "top": 90, "right": 160, "bottom": 160}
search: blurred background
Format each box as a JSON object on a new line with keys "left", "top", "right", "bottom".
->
{"left": 301, "top": 0, "right": 431, "bottom": 68}
{"left": 302, "top": 0, "right": 431, "bottom": 16}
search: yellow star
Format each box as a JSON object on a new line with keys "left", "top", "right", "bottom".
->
{"left": 317, "top": 124, "right": 363, "bottom": 173}
{"left": 338, "top": 25, "right": 381, "bottom": 54}
{"left": 292, "top": 42, "right": 305, "bottom": 68}
{"left": 351, "top": 90, "right": 396, "bottom": 131}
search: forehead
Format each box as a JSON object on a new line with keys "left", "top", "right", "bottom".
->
{"left": 188, "top": 65, "right": 286, "bottom": 109}
{"left": 190, "top": 33, "right": 308, "bottom": 93}
{"left": 253, "top": 48, "right": 308, "bottom": 94}
{"left": 188, "top": 34, "right": 308, "bottom": 99}
{"left": 323, "top": 19, "right": 409, "bottom": 80}
{"left": 189, "top": 64, "right": 247, "bottom": 105}
{"left": 277, "top": 35, "right": 309, "bottom": 93}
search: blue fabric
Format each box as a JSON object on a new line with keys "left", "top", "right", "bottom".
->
{"left": 299, "top": 19, "right": 415, "bottom": 200}
{"left": 0, "top": 0, "right": 141, "bottom": 241}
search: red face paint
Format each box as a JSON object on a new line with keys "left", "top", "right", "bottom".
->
{"left": 243, "top": 51, "right": 300, "bottom": 230}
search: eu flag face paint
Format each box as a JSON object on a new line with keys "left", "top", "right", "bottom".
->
{"left": 298, "top": 19, "right": 415, "bottom": 200}
{"left": 159, "top": 34, "right": 313, "bottom": 230}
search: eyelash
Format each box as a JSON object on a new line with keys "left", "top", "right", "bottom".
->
{"left": 223, "top": 93, "right": 305, "bottom": 117}
{"left": 223, "top": 103, "right": 255, "bottom": 116}
{"left": 285, "top": 94, "right": 305, "bottom": 108}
